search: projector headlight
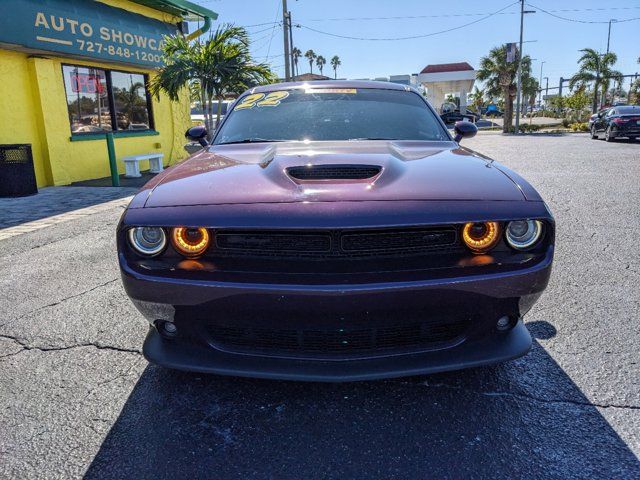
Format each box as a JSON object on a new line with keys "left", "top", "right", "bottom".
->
{"left": 171, "top": 227, "right": 210, "bottom": 257}
{"left": 462, "top": 221, "right": 500, "bottom": 253}
{"left": 128, "top": 227, "right": 167, "bottom": 256}
{"left": 505, "top": 220, "right": 543, "bottom": 250}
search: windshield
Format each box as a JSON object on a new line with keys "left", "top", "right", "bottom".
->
{"left": 213, "top": 88, "right": 449, "bottom": 144}
{"left": 616, "top": 106, "right": 640, "bottom": 115}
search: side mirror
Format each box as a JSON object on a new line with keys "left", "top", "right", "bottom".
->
{"left": 185, "top": 125, "right": 209, "bottom": 147}
{"left": 453, "top": 121, "right": 478, "bottom": 143}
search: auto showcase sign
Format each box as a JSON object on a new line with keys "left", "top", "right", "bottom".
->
{"left": 0, "top": 0, "right": 179, "bottom": 67}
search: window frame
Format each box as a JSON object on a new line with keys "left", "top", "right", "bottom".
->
{"left": 61, "top": 63, "right": 155, "bottom": 137}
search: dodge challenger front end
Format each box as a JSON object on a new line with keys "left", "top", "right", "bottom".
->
{"left": 118, "top": 81, "right": 554, "bottom": 381}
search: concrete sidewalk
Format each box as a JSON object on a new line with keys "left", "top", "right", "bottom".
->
{"left": 0, "top": 187, "right": 136, "bottom": 235}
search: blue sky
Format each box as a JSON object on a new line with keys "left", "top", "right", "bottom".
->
{"left": 193, "top": 0, "right": 640, "bottom": 91}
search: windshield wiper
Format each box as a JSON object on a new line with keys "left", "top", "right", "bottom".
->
{"left": 217, "top": 138, "right": 286, "bottom": 145}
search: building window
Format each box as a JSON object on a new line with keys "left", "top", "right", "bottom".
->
{"left": 62, "top": 65, "right": 154, "bottom": 135}
{"left": 112, "top": 72, "right": 152, "bottom": 130}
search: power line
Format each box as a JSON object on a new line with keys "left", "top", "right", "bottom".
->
{"left": 299, "top": 5, "right": 640, "bottom": 22}
{"left": 301, "top": 11, "right": 517, "bottom": 22}
{"left": 249, "top": 31, "right": 280, "bottom": 51}
{"left": 247, "top": 25, "right": 282, "bottom": 35}
{"left": 241, "top": 21, "right": 281, "bottom": 28}
{"left": 254, "top": 53, "right": 285, "bottom": 59}
{"left": 297, "top": 1, "right": 518, "bottom": 41}
{"left": 528, "top": 3, "right": 640, "bottom": 24}
{"left": 264, "top": 0, "right": 282, "bottom": 62}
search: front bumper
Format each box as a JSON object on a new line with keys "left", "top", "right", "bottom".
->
{"left": 142, "top": 319, "right": 532, "bottom": 381}
{"left": 121, "top": 248, "right": 552, "bottom": 381}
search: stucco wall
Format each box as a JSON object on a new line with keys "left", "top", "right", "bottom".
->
{"left": 0, "top": 50, "right": 52, "bottom": 186}
{"left": 0, "top": 0, "right": 191, "bottom": 187}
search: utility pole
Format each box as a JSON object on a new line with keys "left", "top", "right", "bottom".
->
{"left": 558, "top": 77, "right": 566, "bottom": 98}
{"left": 538, "top": 60, "right": 545, "bottom": 106}
{"left": 514, "top": 1, "right": 535, "bottom": 133}
{"left": 606, "top": 19, "right": 616, "bottom": 53}
{"left": 282, "top": 0, "right": 291, "bottom": 81}
{"left": 544, "top": 77, "right": 549, "bottom": 101}
{"left": 288, "top": 11, "right": 295, "bottom": 78}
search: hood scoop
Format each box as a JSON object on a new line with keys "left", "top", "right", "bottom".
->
{"left": 286, "top": 164, "right": 382, "bottom": 181}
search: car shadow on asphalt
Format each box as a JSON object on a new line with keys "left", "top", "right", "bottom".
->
{"left": 84, "top": 322, "right": 640, "bottom": 479}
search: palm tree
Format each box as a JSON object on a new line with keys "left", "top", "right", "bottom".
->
{"left": 469, "top": 86, "right": 485, "bottom": 112}
{"left": 304, "top": 49, "right": 316, "bottom": 74}
{"left": 477, "top": 45, "right": 532, "bottom": 132}
{"left": 444, "top": 94, "right": 458, "bottom": 106}
{"left": 316, "top": 55, "right": 326, "bottom": 76}
{"left": 114, "top": 81, "right": 146, "bottom": 128}
{"left": 149, "top": 24, "right": 274, "bottom": 134}
{"left": 520, "top": 75, "right": 539, "bottom": 115}
{"left": 631, "top": 57, "right": 640, "bottom": 105}
{"left": 569, "top": 48, "right": 622, "bottom": 113}
{"left": 291, "top": 47, "right": 302, "bottom": 77}
{"left": 330, "top": 55, "right": 341, "bottom": 79}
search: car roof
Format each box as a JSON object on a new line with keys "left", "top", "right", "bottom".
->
{"left": 250, "top": 80, "right": 411, "bottom": 93}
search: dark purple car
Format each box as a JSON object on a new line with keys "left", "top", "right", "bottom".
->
{"left": 118, "top": 81, "right": 554, "bottom": 381}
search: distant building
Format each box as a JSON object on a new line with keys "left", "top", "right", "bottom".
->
{"left": 349, "top": 74, "right": 425, "bottom": 94}
{"left": 417, "top": 62, "right": 476, "bottom": 113}
{"left": 291, "top": 73, "right": 331, "bottom": 82}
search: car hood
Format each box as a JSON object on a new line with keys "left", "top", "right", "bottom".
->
{"left": 143, "top": 140, "right": 526, "bottom": 207}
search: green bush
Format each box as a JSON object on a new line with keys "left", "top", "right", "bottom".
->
{"left": 569, "top": 122, "right": 589, "bottom": 132}
{"left": 519, "top": 123, "right": 541, "bottom": 132}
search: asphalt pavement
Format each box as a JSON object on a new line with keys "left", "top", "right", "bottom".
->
{"left": 0, "top": 133, "right": 639, "bottom": 479}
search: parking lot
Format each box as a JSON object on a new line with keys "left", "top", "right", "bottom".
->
{"left": 1, "top": 133, "right": 639, "bottom": 479}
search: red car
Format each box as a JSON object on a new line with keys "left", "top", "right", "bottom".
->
{"left": 118, "top": 81, "right": 554, "bottom": 381}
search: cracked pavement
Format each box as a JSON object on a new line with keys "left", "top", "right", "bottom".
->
{"left": 1, "top": 133, "right": 639, "bottom": 479}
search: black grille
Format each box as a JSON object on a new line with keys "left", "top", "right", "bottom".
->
{"left": 206, "top": 319, "right": 468, "bottom": 358}
{"left": 342, "top": 229, "right": 456, "bottom": 252}
{"left": 287, "top": 164, "right": 381, "bottom": 180}
{"left": 214, "top": 228, "right": 458, "bottom": 258}
{"left": 216, "top": 232, "right": 331, "bottom": 252}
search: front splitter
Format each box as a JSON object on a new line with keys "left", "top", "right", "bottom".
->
{"left": 142, "top": 319, "right": 532, "bottom": 382}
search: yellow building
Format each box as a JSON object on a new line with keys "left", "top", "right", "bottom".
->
{"left": 0, "top": 0, "right": 217, "bottom": 187}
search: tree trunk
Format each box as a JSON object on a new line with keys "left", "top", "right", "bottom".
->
{"left": 502, "top": 86, "right": 513, "bottom": 133}
{"left": 205, "top": 95, "right": 215, "bottom": 140}
{"left": 200, "top": 85, "right": 210, "bottom": 134}
{"left": 592, "top": 78, "right": 599, "bottom": 113}
{"left": 216, "top": 96, "right": 223, "bottom": 128}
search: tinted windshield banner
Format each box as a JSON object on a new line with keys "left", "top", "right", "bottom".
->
{"left": 0, "top": 0, "right": 178, "bottom": 67}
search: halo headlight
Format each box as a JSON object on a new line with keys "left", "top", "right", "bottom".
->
{"left": 128, "top": 227, "right": 167, "bottom": 256}
{"left": 171, "top": 227, "right": 210, "bottom": 257}
{"left": 462, "top": 222, "right": 501, "bottom": 253}
{"left": 505, "top": 220, "right": 543, "bottom": 250}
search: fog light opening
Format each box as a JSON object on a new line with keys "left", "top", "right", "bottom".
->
{"left": 156, "top": 320, "right": 178, "bottom": 338}
{"left": 496, "top": 316, "right": 513, "bottom": 331}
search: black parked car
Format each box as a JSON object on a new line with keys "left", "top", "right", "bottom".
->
{"left": 440, "top": 109, "right": 481, "bottom": 125}
{"left": 591, "top": 105, "right": 640, "bottom": 142}
{"left": 587, "top": 109, "right": 608, "bottom": 129}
